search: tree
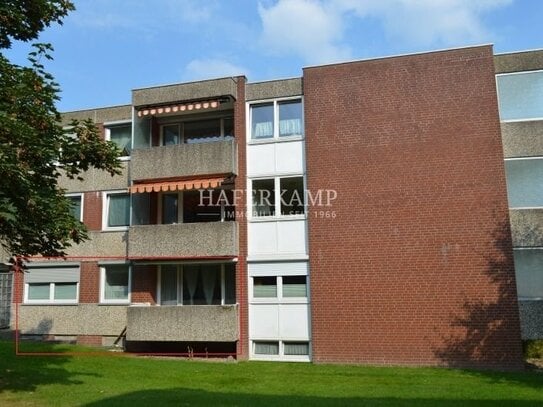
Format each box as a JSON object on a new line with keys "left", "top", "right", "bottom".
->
{"left": 0, "top": 0, "right": 122, "bottom": 258}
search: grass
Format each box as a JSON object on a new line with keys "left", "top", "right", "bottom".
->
{"left": 0, "top": 340, "right": 542, "bottom": 406}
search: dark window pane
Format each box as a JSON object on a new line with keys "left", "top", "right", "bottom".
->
{"left": 251, "top": 103, "right": 274, "bottom": 139}
{"left": 183, "top": 190, "right": 222, "bottom": 223}
{"left": 68, "top": 195, "right": 82, "bottom": 221}
{"left": 162, "top": 193, "right": 179, "bottom": 224}
{"left": 109, "top": 125, "right": 132, "bottom": 156}
{"left": 163, "top": 124, "right": 180, "bottom": 145}
{"left": 253, "top": 276, "right": 277, "bottom": 298}
{"left": 224, "top": 263, "right": 236, "bottom": 304}
{"left": 184, "top": 120, "right": 221, "bottom": 144}
{"left": 279, "top": 100, "right": 303, "bottom": 137}
{"left": 161, "top": 265, "right": 178, "bottom": 305}
{"left": 108, "top": 193, "right": 130, "bottom": 227}
{"left": 253, "top": 179, "right": 275, "bottom": 217}
{"left": 280, "top": 177, "right": 304, "bottom": 215}
{"left": 283, "top": 276, "right": 307, "bottom": 297}
{"left": 183, "top": 264, "right": 221, "bottom": 305}
{"left": 104, "top": 265, "right": 129, "bottom": 301}
{"left": 223, "top": 117, "right": 234, "bottom": 139}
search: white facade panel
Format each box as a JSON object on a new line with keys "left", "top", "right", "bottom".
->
{"left": 247, "top": 143, "right": 275, "bottom": 177}
{"left": 249, "top": 262, "right": 309, "bottom": 276}
{"left": 248, "top": 220, "right": 307, "bottom": 258}
{"left": 250, "top": 304, "right": 279, "bottom": 338}
{"left": 277, "top": 220, "right": 307, "bottom": 255}
{"left": 247, "top": 141, "right": 304, "bottom": 177}
{"left": 279, "top": 304, "right": 310, "bottom": 339}
{"left": 275, "top": 141, "right": 304, "bottom": 174}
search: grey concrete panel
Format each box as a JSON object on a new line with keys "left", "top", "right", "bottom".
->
{"left": 510, "top": 209, "right": 543, "bottom": 247}
{"left": 133, "top": 78, "right": 239, "bottom": 107}
{"left": 128, "top": 222, "right": 238, "bottom": 258}
{"left": 519, "top": 300, "right": 543, "bottom": 339}
{"left": 61, "top": 105, "right": 132, "bottom": 125}
{"left": 502, "top": 121, "right": 543, "bottom": 158}
{"left": 58, "top": 162, "right": 129, "bottom": 192}
{"left": 126, "top": 305, "right": 238, "bottom": 341}
{"left": 495, "top": 50, "right": 543, "bottom": 74}
{"left": 131, "top": 140, "right": 237, "bottom": 181}
{"left": 65, "top": 231, "right": 128, "bottom": 258}
{"left": 15, "top": 304, "right": 127, "bottom": 336}
{"left": 246, "top": 78, "right": 303, "bottom": 101}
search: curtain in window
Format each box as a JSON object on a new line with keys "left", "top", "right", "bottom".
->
{"left": 253, "top": 122, "right": 273, "bottom": 138}
{"left": 202, "top": 269, "right": 216, "bottom": 305}
{"left": 68, "top": 196, "right": 82, "bottom": 220}
{"left": 104, "top": 266, "right": 128, "bottom": 300}
{"left": 110, "top": 126, "right": 131, "bottom": 156}
{"left": 279, "top": 119, "right": 302, "bottom": 137}
{"left": 284, "top": 342, "right": 309, "bottom": 356}
{"left": 160, "top": 266, "right": 178, "bottom": 305}
{"left": 254, "top": 342, "right": 279, "bottom": 355}
{"left": 54, "top": 283, "right": 77, "bottom": 300}
{"left": 108, "top": 194, "right": 130, "bottom": 227}
{"left": 184, "top": 266, "right": 199, "bottom": 305}
{"left": 27, "top": 283, "right": 50, "bottom": 300}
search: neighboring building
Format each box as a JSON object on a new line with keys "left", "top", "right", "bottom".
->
{"left": 6, "top": 44, "right": 542, "bottom": 370}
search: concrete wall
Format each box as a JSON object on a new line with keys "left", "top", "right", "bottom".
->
{"left": 495, "top": 50, "right": 543, "bottom": 74}
{"left": 304, "top": 45, "right": 523, "bottom": 370}
{"left": 131, "top": 140, "right": 237, "bottom": 181}
{"left": 126, "top": 305, "right": 238, "bottom": 341}
{"left": 510, "top": 209, "right": 543, "bottom": 247}
{"left": 64, "top": 231, "right": 128, "bottom": 258}
{"left": 128, "top": 222, "right": 238, "bottom": 258}
{"left": 133, "top": 78, "right": 239, "bottom": 107}
{"left": 61, "top": 105, "right": 132, "bottom": 125}
{"left": 502, "top": 121, "right": 543, "bottom": 158}
{"left": 16, "top": 304, "right": 127, "bottom": 336}
{"left": 58, "top": 162, "right": 129, "bottom": 193}
{"left": 519, "top": 301, "right": 543, "bottom": 339}
{"left": 246, "top": 78, "right": 303, "bottom": 101}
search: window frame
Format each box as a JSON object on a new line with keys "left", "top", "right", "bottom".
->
{"left": 66, "top": 192, "right": 84, "bottom": 222}
{"left": 99, "top": 264, "right": 131, "bottom": 305}
{"left": 250, "top": 275, "right": 308, "bottom": 304}
{"left": 496, "top": 69, "right": 543, "bottom": 123}
{"left": 251, "top": 340, "right": 311, "bottom": 361}
{"left": 102, "top": 190, "right": 131, "bottom": 231}
{"left": 249, "top": 175, "right": 306, "bottom": 220}
{"left": 24, "top": 282, "right": 79, "bottom": 305}
{"left": 104, "top": 120, "right": 132, "bottom": 161}
{"left": 248, "top": 97, "right": 304, "bottom": 143}
{"left": 159, "top": 116, "right": 233, "bottom": 146}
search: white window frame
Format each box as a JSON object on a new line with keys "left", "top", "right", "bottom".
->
{"left": 24, "top": 282, "right": 79, "bottom": 305}
{"left": 104, "top": 120, "right": 132, "bottom": 161}
{"left": 102, "top": 190, "right": 130, "bottom": 231}
{"left": 249, "top": 175, "right": 306, "bottom": 221}
{"left": 157, "top": 263, "right": 233, "bottom": 306}
{"left": 496, "top": 69, "right": 543, "bottom": 123}
{"left": 247, "top": 97, "right": 304, "bottom": 143}
{"left": 99, "top": 264, "right": 131, "bottom": 304}
{"left": 249, "top": 275, "right": 308, "bottom": 304}
{"left": 251, "top": 340, "right": 311, "bottom": 362}
{"left": 65, "top": 192, "right": 84, "bottom": 222}
{"left": 504, "top": 156, "right": 543, "bottom": 210}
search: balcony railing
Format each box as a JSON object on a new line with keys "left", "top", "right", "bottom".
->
{"left": 131, "top": 139, "right": 237, "bottom": 181}
{"left": 128, "top": 222, "right": 238, "bottom": 258}
{"left": 126, "top": 304, "right": 238, "bottom": 342}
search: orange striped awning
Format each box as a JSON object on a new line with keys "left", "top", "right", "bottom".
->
{"left": 130, "top": 177, "right": 225, "bottom": 194}
{"left": 137, "top": 100, "right": 220, "bottom": 117}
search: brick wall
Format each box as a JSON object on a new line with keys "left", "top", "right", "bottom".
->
{"left": 234, "top": 76, "right": 249, "bottom": 359}
{"left": 303, "top": 46, "right": 524, "bottom": 369}
{"left": 83, "top": 191, "right": 102, "bottom": 231}
{"left": 79, "top": 262, "right": 99, "bottom": 303}
{"left": 131, "top": 265, "right": 157, "bottom": 304}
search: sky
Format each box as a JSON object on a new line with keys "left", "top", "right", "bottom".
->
{"left": 5, "top": 0, "right": 543, "bottom": 112}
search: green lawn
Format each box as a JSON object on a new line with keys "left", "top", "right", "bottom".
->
{"left": 0, "top": 340, "right": 542, "bottom": 406}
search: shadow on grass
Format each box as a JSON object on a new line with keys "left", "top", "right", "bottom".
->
{"left": 80, "top": 387, "right": 541, "bottom": 407}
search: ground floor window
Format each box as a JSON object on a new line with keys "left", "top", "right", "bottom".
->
{"left": 252, "top": 340, "right": 310, "bottom": 357}
{"left": 26, "top": 282, "right": 78, "bottom": 303}
{"left": 100, "top": 265, "right": 130, "bottom": 304}
{"left": 24, "top": 264, "right": 80, "bottom": 304}
{"left": 160, "top": 263, "right": 236, "bottom": 306}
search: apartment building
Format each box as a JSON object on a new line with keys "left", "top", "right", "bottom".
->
{"left": 5, "top": 44, "right": 542, "bottom": 370}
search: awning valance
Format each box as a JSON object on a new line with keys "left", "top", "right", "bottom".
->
{"left": 130, "top": 176, "right": 226, "bottom": 194}
{"left": 137, "top": 100, "right": 220, "bottom": 117}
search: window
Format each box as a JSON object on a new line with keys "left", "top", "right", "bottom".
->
{"left": 284, "top": 342, "right": 309, "bottom": 356}
{"left": 282, "top": 276, "right": 307, "bottom": 297}
{"left": 251, "top": 176, "right": 305, "bottom": 217}
{"left": 254, "top": 341, "right": 279, "bottom": 355}
{"left": 161, "top": 118, "right": 233, "bottom": 146}
{"left": 252, "top": 275, "right": 307, "bottom": 299}
{"left": 497, "top": 71, "right": 543, "bottom": 121}
{"left": 252, "top": 341, "right": 309, "bottom": 357}
{"left": 159, "top": 263, "right": 236, "bottom": 306}
{"left": 106, "top": 123, "right": 131, "bottom": 158}
{"left": 104, "top": 192, "right": 130, "bottom": 229}
{"left": 513, "top": 249, "right": 543, "bottom": 300}
{"left": 253, "top": 276, "right": 277, "bottom": 298}
{"left": 505, "top": 159, "right": 543, "bottom": 207}
{"left": 66, "top": 194, "right": 83, "bottom": 221}
{"left": 162, "top": 193, "right": 180, "bottom": 224}
{"left": 100, "top": 265, "right": 130, "bottom": 303}
{"left": 24, "top": 265, "right": 80, "bottom": 304}
{"left": 250, "top": 99, "right": 303, "bottom": 140}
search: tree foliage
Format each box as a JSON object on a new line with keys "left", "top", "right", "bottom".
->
{"left": 0, "top": 1, "right": 122, "bottom": 257}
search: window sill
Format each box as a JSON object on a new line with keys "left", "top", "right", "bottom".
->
{"left": 248, "top": 135, "right": 304, "bottom": 146}
{"left": 22, "top": 302, "right": 78, "bottom": 306}
{"left": 249, "top": 215, "right": 306, "bottom": 223}
{"left": 101, "top": 227, "right": 129, "bottom": 232}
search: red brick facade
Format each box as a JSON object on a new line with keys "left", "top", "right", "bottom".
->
{"left": 79, "top": 262, "right": 100, "bottom": 303}
{"left": 83, "top": 191, "right": 102, "bottom": 231}
{"left": 303, "top": 46, "right": 524, "bottom": 369}
{"left": 131, "top": 265, "right": 157, "bottom": 304}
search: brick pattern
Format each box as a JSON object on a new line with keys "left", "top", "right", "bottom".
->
{"left": 234, "top": 76, "right": 249, "bottom": 359}
{"left": 131, "top": 265, "right": 157, "bottom": 304}
{"left": 303, "top": 46, "right": 524, "bottom": 369}
{"left": 77, "top": 335, "right": 103, "bottom": 346}
{"left": 79, "top": 262, "right": 100, "bottom": 303}
{"left": 83, "top": 191, "right": 102, "bottom": 231}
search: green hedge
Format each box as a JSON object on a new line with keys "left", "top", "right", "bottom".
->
{"left": 523, "top": 340, "right": 543, "bottom": 359}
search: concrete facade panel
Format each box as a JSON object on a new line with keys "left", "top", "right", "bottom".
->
{"left": 510, "top": 209, "right": 543, "bottom": 247}
{"left": 501, "top": 120, "right": 543, "bottom": 158}
{"left": 126, "top": 305, "right": 238, "bottom": 341}
{"left": 61, "top": 105, "right": 132, "bottom": 125}
{"left": 518, "top": 300, "right": 543, "bottom": 339}
{"left": 64, "top": 231, "right": 128, "bottom": 258}
{"left": 495, "top": 50, "right": 543, "bottom": 74}
{"left": 246, "top": 78, "right": 303, "bottom": 101}
{"left": 58, "top": 162, "right": 129, "bottom": 193}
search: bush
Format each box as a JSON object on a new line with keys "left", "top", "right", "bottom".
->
{"left": 523, "top": 340, "right": 543, "bottom": 359}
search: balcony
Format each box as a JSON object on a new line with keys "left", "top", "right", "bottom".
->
{"left": 128, "top": 222, "right": 238, "bottom": 258}
{"left": 125, "top": 304, "right": 238, "bottom": 342}
{"left": 131, "top": 139, "right": 237, "bottom": 181}
{"left": 65, "top": 231, "right": 128, "bottom": 258}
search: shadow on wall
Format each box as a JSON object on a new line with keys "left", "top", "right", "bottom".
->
{"left": 79, "top": 387, "right": 540, "bottom": 407}
{"left": 0, "top": 319, "right": 100, "bottom": 394}
{"left": 433, "top": 219, "right": 524, "bottom": 370}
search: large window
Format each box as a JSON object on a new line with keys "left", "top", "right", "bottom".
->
{"left": 252, "top": 176, "right": 304, "bottom": 217}
{"left": 24, "top": 265, "right": 80, "bottom": 304}
{"left": 252, "top": 275, "right": 307, "bottom": 300}
{"left": 66, "top": 194, "right": 83, "bottom": 222}
{"left": 160, "top": 117, "right": 233, "bottom": 146}
{"left": 159, "top": 263, "right": 236, "bottom": 306}
{"left": 253, "top": 341, "right": 310, "bottom": 357}
{"left": 505, "top": 159, "right": 543, "bottom": 208}
{"left": 250, "top": 99, "right": 303, "bottom": 140}
{"left": 104, "top": 192, "right": 130, "bottom": 229}
{"left": 513, "top": 249, "right": 543, "bottom": 300}
{"left": 497, "top": 71, "right": 543, "bottom": 121}
{"left": 106, "top": 123, "right": 132, "bottom": 158}
{"left": 100, "top": 265, "right": 130, "bottom": 304}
